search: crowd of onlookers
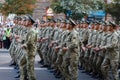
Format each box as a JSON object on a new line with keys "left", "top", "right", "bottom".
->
{"left": 0, "top": 19, "right": 14, "bottom": 49}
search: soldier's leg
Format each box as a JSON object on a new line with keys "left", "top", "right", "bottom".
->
{"left": 62, "top": 59, "right": 70, "bottom": 80}
{"left": 54, "top": 50, "right": 63, "bottom": 78}
{"left": 27, "top": 55, "right": 36, "bottom": 80}
{"left": 47, "top": 47, "right": 52, "bottom": 67}
{"left": 9, "top": 44, "right": 16, "bottom": 66}
{"left": 37, "top": 49, "right": 43, "bottom": 62}
{"left": 84, "top": 49, "right": 90, "bottom": 72}
{"left": 69, "top": 54, "right": 79, "bottom": 80}
{"left": 79, "top": 51, "right": 85, "bottom": 69}
{"left": 96, "top": 55, "right": 104, "bottom": 77}
{"left": 92, "top": 52, "right": 99, "bottom": 75}
{"left": 89, "top": 50, "right": 94, "bottom": 72}
{"left": 51, "top": 49, "right": 57, "bottom": 68}
{"left": 101, "top": 58, "right": 110, "bottom": 80}
{"left": 42, "top": 52, "right": 48, "bottom": 66}
{"left": 19, "top": 54, "right": 27, "bottom": 80}
{"left": 111, "top": 60, "right": 119, "bottom": 80}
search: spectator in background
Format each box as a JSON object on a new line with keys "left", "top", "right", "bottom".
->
{"left": 2, "top": 25, "right": 7, "bottom": 49}
{"left": 0, "top": 24, "right": 3, "bottom": 48}
{"left": 5, "top": 26, "right": 11, "bottom": 49}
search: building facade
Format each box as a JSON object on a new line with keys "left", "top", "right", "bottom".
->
{"left": 32, "top": 0, "right": 50, "bottom": 19}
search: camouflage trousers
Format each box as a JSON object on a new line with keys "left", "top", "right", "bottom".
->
{"left": 26, "top": 53, "right": 36, "bottom": 80}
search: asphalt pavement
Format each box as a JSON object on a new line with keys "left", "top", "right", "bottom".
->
{"left": 0, "top": 49, "right": 97, "bottom": 80}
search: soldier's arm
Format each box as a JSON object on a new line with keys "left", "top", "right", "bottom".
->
{"left": 100, "top": 35, "right": 118, "bottom": 50}
{"left": 67, "top": 32, "right": 79, "bottom": 50}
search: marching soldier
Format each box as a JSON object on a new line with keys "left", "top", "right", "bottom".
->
{"left": 21, "top": 15, "right": 37, "bottom": 80}
{"left": 100, "top": 21, "right": 119, "bottom": 80}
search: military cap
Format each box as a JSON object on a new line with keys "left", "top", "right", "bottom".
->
{"left": 45, "top": 19, "right": 50, "bottom": 23}
{"left": 57, "top": 19, "right": 61, "bottom": 22}
{"left": 101, "top": 21, "right": 106, "bottom": 26}
{"left": 65, "top": 19, "right": 70, "bottom": 24}
{"left": 109, "top": 21, "right": 116, "bottom": 27}
{"left": 27, "top": 15, "right": 35, "bottom": 24}
{"left": 60, "top": 19, "right": 65, "bottom": 23}
{"left": 85, "top": 20, "right": 90, "bottom": 24}
{"left": 76, "top": 20, "right": 80, "bottom": 24}
{"left": 55, "top": 19, "right": 61, "bottom": 23}
{"left": 69, "top": 18, "right": 76, "bottom": 26}
{"left": 49, "top": 19, "right": 56, "bottom": 23}
{"left": 21, "top": 15, "right": 27, "bottom": 21}
{"left": 81, "top": 20, "right": 86, "bottom": 24}
{"left": 13, "top": 16, "right": 18, "bottom": 20}
{"left": 94, "top": 21, "right": 100, "bottom": 25}
{"left": 105, "top": 21, "right": 110, "bottom": 26}
{"left": 40, "top": 20, "right": 45, "bottom": 24}
{"left": 99, "top": 21, "right": 104, "bottom": 25}
{"left": 17, "top": 16, "right": 22, "bottom": 21}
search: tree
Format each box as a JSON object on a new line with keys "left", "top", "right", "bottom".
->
{"left": 0, "top": 0, "right": 36, "bottom": 15}
{"left": 105, "top": 0, "right": 120, "bottom": 24}
{"left": 51, "top": 0, "right": 105, "bottom": 20}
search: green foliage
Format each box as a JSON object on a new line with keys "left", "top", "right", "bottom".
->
{"left": 105, "top": 0, "right": 120, "bottom": 24}
{"left": 0, "top": 0, "right": 36, "bottom": 15}
{"left": 51, "top": 0, "right": 105, "bottom": 20}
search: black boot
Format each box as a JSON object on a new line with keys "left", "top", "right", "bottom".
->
{"left": 38, "top": 59, "right": 43, "bottom": 64}
{"left": 9, "top": 62, "right": 16, "bottom": 66}
{"left": 55, "top": 72, "right": 62, "bottom": 79}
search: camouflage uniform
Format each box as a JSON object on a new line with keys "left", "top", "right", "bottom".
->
{"left": 24, "top": 27, "right": 37, "bottom": 80}
{"left": 101, "top": 31, "right": 119, "bottom": 80}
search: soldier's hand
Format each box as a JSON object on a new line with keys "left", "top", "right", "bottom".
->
{"left": 49, "top": 43, "right": 53, "bottom": 47}
{"left": 86, "top": 44, "right": 90, "bottom": 48}
{"left": 16, "top": 38, "right": 20, "bottom": 42}
{"left": 62, "top": 47, "right": 68, "bottom": 51}
{"left": 51, "top": 41, "right": 56, "bottom": 44}
{"left": 43, "top": 38, "right": 48, "bottom": 41}
{"left": 21, "top": 44, "right": 25, "bottom": 48}
{"left": 93, "top": 47, "right": 100, "bottom": 52}
{"left": 20, "top": 45, "right": 24, "bottom": 48}
{"left": 55, "top": 46, "right": 60, "bottom": 52}
{"left": 55, "top": 46, "right": 60, "bottom": 49}
{"left": 87, "top": 45, "right": 92, "bottom": 49}
{"left": 37, "top": 38, "right": 41, "bottom": 42}
{"left": 82, "top": 46, "right": 86, "bottom": 51}
{"left": 15, "top": 35, "right": 20, "bottom": 39}
{"left": 99, "top": 47, "right": 106, "bottom": 51}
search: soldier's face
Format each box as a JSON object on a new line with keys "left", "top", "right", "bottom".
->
{"left": 51, "top": 22, "right": 54, "bottom": 27}
{"left": 104, "top": 26, "right": 107, "bottom": 31}
{"left": 106, "top": 26, "right": 111, "bottom": 31}
{"left": 91, "top": 24, "right": 94, "bottom": 29}
{"left": 66, "top": 24, "right": 70, "bottom": 29}
{"left": 98, "top": 25, "right": 102, "bottom": 30}
{"left": 13, "top": 20, "right": 16, "bottom": 23}
{"left": 25, "top": 20, "right": 29, "bottom": 26}
{"left": 58, "top": 22, "right": 61, "bottom": 26}
{"left": 83, "top": 23, "right": 86, "bottom": 28}
{"left": 76, "top": 24, "right": 79, "bottom": 28}
{"left": 60, "top": 23, "right": 64, "bottom": 28}
{"left": 18, "top": 21, "right": 21, "bottom": 25}
{"left": 23, "top": 21, "right": 26, "bottom": 26}
{"left": 21, "top": 20, "right": 24, "bottom": 25}
{"left": 95, "top": 24, "right": 99, "bottom": 30}
{"left": 85, "top": 24, "right": 89, "bottom": 28}
{"left": 80, "top": 24, "right": 82, "bottom": 28}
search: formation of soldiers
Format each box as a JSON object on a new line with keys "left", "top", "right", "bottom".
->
{"left": 9, "top": 14, "right": 120, "bottom": 80}
{"left": 37, "top": 19, "right": 120, "bottom": 80}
